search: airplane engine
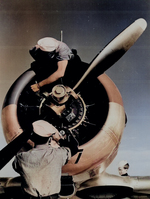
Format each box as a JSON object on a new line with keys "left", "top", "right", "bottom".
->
{"left": 1, "top": 18, "right": 147, "bottom": 176}
{"left": 0, "top": 18, "right": 148, "bottom": 199}
{"left": 1, "top": 67, "right": 125, "bottom": 176}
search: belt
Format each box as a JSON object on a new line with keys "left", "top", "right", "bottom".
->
{"left": 23, "top": 192, "right": 59, "bottom": 199}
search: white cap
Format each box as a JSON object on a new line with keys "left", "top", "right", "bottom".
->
{"left": 32, "top": 120, "right": 58, "bottom": 137}
{"left": 37, "top": 37, "right": 59, "bottom": 52}
{"left": 118, "top": 160, "right": 128, "bottom": 168}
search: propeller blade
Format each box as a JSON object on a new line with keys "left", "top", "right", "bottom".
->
{"left": 73, "top": 18, "right": 147, "bottom": 90}
{"left": 0, "top": 130, "right": 32, "bottom": 170}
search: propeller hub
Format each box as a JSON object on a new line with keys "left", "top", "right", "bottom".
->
{"left": 52, "top": 84, "right": 69, "bottom": 104}
{"left": 52, "top": 85, "right": 66, "bottom": 98}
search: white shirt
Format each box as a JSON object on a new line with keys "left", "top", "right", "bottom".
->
{"left": 13, "top": 144, "right": 70, "bottom": 197}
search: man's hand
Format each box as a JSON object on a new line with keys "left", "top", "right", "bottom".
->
{"left": 52, "top": 131, "right": 61, "bottom": 142}
{"left": 59, "top": 129, "right": 79, "bottom": 156}
{"left": 31, "top": 83, "right": 40, "bottom": 92}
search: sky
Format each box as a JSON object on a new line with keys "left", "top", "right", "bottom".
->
{"left": 0, "top": 0, "right": 150, "bottom": 177}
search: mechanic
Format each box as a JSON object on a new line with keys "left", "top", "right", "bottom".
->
{"left": 30, "top": 37, "right": 73, "bottom": 92}
{"left": 118, "top": 160, "right": 129, "bottom": 176}
{"left": 12, "top": 120, "right": 73, "bottom": 199}
{"left": 29, "top": 37, "right": 87, "bottom": 91}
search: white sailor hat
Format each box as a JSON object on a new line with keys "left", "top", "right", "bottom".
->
{"left": 32, "top": 120, "right": 58, "bottom": 137}
{"left": 118, "top": 160, "right": 128, "bottom": 168}
{"left": 37, "top": 37, "right": 59, "bottom": 52}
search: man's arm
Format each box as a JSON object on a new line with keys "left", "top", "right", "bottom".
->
{"left": 59, "top": 129, "right": 79, "bottom": 157}
{"left": 31, "top": 60, "right": 68, "bottom": 92}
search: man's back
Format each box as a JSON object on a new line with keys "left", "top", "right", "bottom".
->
{"left": 13, "top": 144, "right": 69, "bottom": 197}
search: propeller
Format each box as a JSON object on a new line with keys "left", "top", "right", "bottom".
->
{"left": 0, "top": 128, "right": 33, "bottom": 170}
{"left": 73, "top": 18, "right": 147, "bottom": 91}
{"left": 0, "top": 18, "right": 147, "bottom": 171}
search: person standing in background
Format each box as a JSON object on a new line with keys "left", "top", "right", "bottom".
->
{"left": 118, "top": 160, "right": 129, "bottom": 176}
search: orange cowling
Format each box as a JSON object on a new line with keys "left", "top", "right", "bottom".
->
{"left": 62, "top": 73, "right": 125, "bottom": 176}
{"left": 1, "top": 70, "right": 35, "bottom": 143}
{"left": 1, "top": 70, "right": 125, "bottom": 176}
